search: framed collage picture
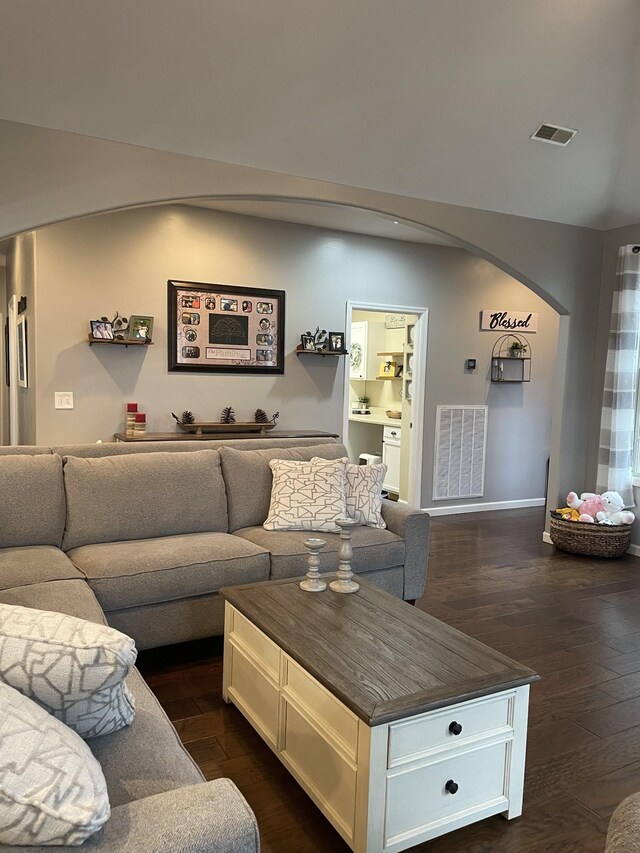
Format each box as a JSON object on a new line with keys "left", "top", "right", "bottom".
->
{"left": 167, "top": 280, "right": 285, "bottom": 374}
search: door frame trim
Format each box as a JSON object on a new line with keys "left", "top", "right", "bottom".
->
{"left": 343, "top": 301, "right": 428, "bottom": 508}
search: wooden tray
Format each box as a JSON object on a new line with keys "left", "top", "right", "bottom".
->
{"left": 176, "top": 422, "right": 276, "bottom": 435}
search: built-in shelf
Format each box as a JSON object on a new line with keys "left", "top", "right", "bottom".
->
{"left": 377, "top": 350, "right": 404, "bottom": 356}
{"left": 296, "top": 344, "right": 348, "bottom": 358}
{"left": 376, "top": 376, "right": 402, "bottom": 380}
{"left": 88, "top": 337, "right": 153, "bottom": 348}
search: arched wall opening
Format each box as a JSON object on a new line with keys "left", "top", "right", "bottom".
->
{"left": 1, "top": 195, "right": 567, "bottom": 516}
{"left": 0, "top": 120, "right": 607, "bottom": 518}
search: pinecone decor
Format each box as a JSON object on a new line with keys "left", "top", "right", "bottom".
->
{"left": 181, "top": 410, "right": 195, "bottom": 424}
{"left": 220, "top": 406, "right": 236, "bottom": 424}
{"left": 254, "top": 408, "right": 268, "bottom": 424}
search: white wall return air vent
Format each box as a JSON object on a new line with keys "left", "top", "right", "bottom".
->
{"left": 530, "top": 123, "right": 577, "bottom": 147}
{"left": 433, "top": 405, "right": 487, "bottom": 501}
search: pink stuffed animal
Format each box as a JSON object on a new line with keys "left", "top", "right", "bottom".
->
{"left": 566, "top": 491, "right": 605, "bottom": 523}
{"left": 567, "top": 490, "right": 635, "bottom": 525}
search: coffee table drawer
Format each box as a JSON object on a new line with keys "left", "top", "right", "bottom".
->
{"left": 230, "top": 608, "right": 280, "bottom": 681}
{"left": 388, "top": 693, "right": 513, "bottom": 767}
{"left": 385, "top": 740, "right": 509, "bottom": 845}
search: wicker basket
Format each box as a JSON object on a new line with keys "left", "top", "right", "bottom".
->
{"left": 549, "top": 513, "right": 632, "bottom": 558}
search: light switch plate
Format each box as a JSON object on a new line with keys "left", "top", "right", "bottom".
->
{"left": 54, "top": 392, "right": 74, "bottom": 409}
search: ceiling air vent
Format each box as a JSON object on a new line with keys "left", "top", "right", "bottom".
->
{"left": 530, "top": 123, "right": 577, "bottom": 147}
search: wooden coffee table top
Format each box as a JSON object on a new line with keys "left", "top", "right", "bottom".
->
{"left": 221, "top": 577, "right": 539, "bottom": 726}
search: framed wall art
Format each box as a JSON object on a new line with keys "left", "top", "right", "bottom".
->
{"left": 129, "top": 315, "right": 154, "bottom": 342}
{"left": 16, "top": 314, "right": 27, "bottom": 388}
{"left": 168, "top": 280, "right": 285, "bottom": 374}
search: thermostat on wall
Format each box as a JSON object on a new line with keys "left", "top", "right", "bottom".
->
{"left": 465, "top": 359, "right": 477, "bottom": 371}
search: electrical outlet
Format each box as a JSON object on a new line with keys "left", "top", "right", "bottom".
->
{"left": 54, "top": 392, "right": 74, "bottom": 410}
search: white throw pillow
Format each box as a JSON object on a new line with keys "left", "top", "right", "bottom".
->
{"left": 0, "top": 682, "right": 110, "bottom": 846}
{"left": 0, "top": 604, "right": 136, "bottom": 740}
{"left": 264, "top": 457, "right": 348, "bottom": 532}
{"left": 313, "top": 457, "right": 387, "bottom": 528}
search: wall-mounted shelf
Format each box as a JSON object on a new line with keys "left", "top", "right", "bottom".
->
{"left": 377, "top": 350, "right": 404, "bottom": 357}
{"left": 490, "top": 334, "right": 531, "bottom": 382}
{"left": 296, "top": 344, "right": 348, "bottom": 358}
{"left": 376, "top": 376, "right": 402, "bottom": 380}
{"left": 88, "top": 337, "right": 153, "bottom": 348}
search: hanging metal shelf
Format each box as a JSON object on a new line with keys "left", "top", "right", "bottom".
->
{"left": 490, "top": 333, "right": 531, "bottom": 383}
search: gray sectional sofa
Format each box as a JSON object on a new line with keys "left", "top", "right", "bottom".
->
{"left": 0, "top": 436, "right": 430, "bottom": 851}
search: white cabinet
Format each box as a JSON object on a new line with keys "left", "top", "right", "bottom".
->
{"left": 350, "top": 321, "right": 386, "bottom": 380}
{"left": 383, "top": 425, "right": 401, "bottom": 493}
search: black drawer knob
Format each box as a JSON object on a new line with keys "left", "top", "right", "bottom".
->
{"left": 448, "top": 721, "right": 463, "bottom": 736}
{"left": 445, "top": 779, "right": 459, "bottom": 795}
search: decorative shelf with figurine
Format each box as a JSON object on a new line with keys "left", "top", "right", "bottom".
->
{"left": 490, "top": 334, "right": 531, "bottom": 383}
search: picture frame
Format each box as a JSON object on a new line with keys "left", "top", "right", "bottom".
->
{"left": 17, "top": 314, "right": 27, "bottom": 388}
{"left": 301, "top": 334, "right": 316, "bottom": 351}
{"left": 328, "top": 332, "right": 345, "bottom": 352}
{"left": 128, "top": 315, "right": 154, "bottom": 342}
{"left": 168, "top": 280, "right": 285, "bottom": 374}
{"left": 4, "top": 317, "right": 9, "bottom": 387}
{"left": 379, "top": 360, "right": 397, "bottom": 378}
{"left": 90, "top": 320, "right": 114, "bottom": 340}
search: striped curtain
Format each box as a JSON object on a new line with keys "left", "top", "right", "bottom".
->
{"left": 597, "top": 245, "right": 640, "bottom": 507}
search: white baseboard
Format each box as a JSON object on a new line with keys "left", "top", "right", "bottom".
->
{"left": 542, "top": 531, "right": 552, "bottom": 545}
{"left": 421, "top": 498, "right": 546, "bottom": 517}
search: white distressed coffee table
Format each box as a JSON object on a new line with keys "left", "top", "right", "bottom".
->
{"left": 221, "top": 577, "right": 538, "bottom": 852}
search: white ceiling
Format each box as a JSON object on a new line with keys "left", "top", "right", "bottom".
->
{"left": 0, "top": 0, "right": 639, "bottom": 229}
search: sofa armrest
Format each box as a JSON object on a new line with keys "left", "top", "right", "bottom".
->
{"left": 605, "top": 793, "right": 640, "bottom": 852}
{"left": 381, "top": 500, "right": 430, "bottom": 601}
{"left": 0, "top": 780, "right": 259, "bottom": 853}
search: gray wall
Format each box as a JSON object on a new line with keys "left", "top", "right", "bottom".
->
{"left": 6, "top": 233, "right": 36, "bottom": 444}
{"left": 33, "top": 204, "right": 558, "bottom": 507}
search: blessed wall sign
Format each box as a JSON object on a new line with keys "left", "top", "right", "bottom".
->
{"left": 481, "top": 310, "right": 538, "bottom": 332}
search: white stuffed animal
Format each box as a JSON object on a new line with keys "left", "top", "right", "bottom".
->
{"left": 595, "top": 491, "right": 635, "bottom": 526}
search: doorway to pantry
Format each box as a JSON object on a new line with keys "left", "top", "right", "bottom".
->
{"left": 343, "top": 302, "right": 428, "bottom": 507}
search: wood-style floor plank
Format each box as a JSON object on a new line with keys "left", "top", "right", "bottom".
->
{"left": 138, "top": 508, "right": 640, "bottom": 852}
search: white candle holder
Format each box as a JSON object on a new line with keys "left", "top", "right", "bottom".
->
{"left": 301, "top": 538, "right": 327, "bottom": 592}
{"left": 330, "top": 518, "right": 360, "bottom": 594}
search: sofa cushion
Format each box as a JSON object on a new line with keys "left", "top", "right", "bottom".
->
{"left": 62, "top": 449, "right": 229, "bottom": 550}
{"left": 0, "top": 603, "right": 137, "bottom": 739}
{"left": 220, "top": 443, "right": 348, "bottom": 532}
{"left": 234, "top": 525, "right": 405, "bottom": 579}
{"left": 0, "top": 545, "right": 84, "bottom": 591}
{"left": 0, "top": 682, "right": 110, "bottom": 846}
{"left": 0, "top": 579, "right": 107, "bottom": 623}
{"left": 0, "top": 453, "right": 65, "bottom": 548}
{"left": 0, "top": 581, "right": 204, "bottom": 807}
{"left": 67, "top": 532, "right": 270, "bottom": 611}
{"left": 264, "top": 457, "right": 348, "bottom": 533}
{"left": 89, "top": 667, "right": 204, "bottom": 807}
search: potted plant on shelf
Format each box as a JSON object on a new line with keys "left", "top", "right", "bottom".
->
{"left": 352, "top": 395, "right": 370, "bottom": 414}
{"left": 508, "top": 340, "right": 527, "bottom": 357}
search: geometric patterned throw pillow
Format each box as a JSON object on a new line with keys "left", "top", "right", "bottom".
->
{"left": 0, "top": 604, "right": 136, "bottom": 740}
{"left": 263, "top": 457, "right": 348, "bottom": 532}
{"left": 0, "top": 682, "right": 110, "bottom": 846}
{"left": 313, "top": 457, "right": 387, "bottom": 528}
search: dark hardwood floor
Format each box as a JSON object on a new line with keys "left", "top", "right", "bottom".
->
{"left": 137, "top": 508, "right": 640, "bottom": 852}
